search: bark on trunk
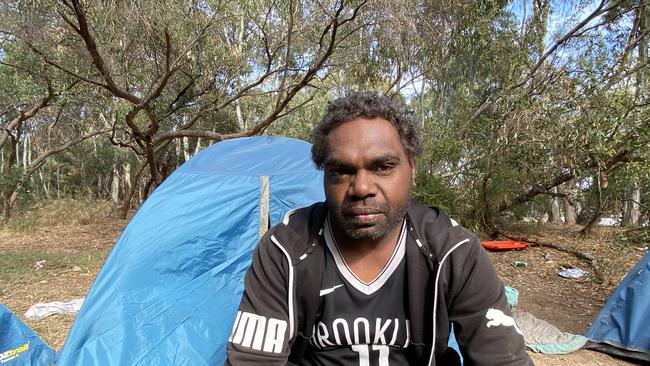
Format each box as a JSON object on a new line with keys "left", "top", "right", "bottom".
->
{"left": 3, "top": 190, "right": 14, "bottom": 224}
{"left": 581, "top": 173, "right": 608, "bottom": 235}
{"left": 2, "top": 122, "right": 20, "bottom": 223}
{"left": 548, "top": 194, "right": 561, "bottom": 224}
{"left": 22, "top": 134, "right": 29, "bottom": 172}
{"left": 563, "top": 198, "right": 577, "bottom": 225}
{"left": 110, "top": 163, "right": 120, "bottom": 203}
{"left": 182, "top": 136, "right": 191, "bottom": 162}
{"left": 194, "top": 137, "right": 201, "bottom": 156}
{"left": 120, "top": 161, "right": 146, "bottom": 219}
{"left": 622, "top": 183, "right": 641, "bottom": 227}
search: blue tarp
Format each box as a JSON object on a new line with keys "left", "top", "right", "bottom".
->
{"left": 586, "top": 251, "right": 650, "bottom": 362}
{"left": 57, "top": 136, "right": 325, "bottom": 365}
{"left": 0, "top": 303, "right": 56, "bottom": 365}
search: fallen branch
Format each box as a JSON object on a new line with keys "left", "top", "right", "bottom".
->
{"left": 497, "top": 230, "right": 618, "bottom": 285}
{"left": 497, "top": 230, "right": 595, "bottom": 264}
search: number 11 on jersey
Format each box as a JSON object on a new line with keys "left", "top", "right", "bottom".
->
{"left": 351, "top": 344, "right": 389, "bottom": 366}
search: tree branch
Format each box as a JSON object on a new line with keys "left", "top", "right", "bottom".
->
{"left": 27, "top": 128, "right": 111, "bottom": 175}
{"left": 65, "top": 0, "right": 141, "bottom": 104}
{"left": 0, "top": 81, "right": 55, "bottom": 149}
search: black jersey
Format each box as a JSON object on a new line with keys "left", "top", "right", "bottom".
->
{"left": 301, "top": 217, "right": 410, "bottom": 366}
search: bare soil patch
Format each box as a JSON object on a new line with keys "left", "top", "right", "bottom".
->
{"left": 1, "top": 219, "right": 647, "bottom": 365}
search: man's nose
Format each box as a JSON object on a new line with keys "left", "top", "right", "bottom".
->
{"left": 349, "top": 170, "right": 376, "bottom": 198}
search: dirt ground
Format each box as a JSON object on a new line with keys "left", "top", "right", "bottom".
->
{"left": 484, "top": 224, "right": 647, "bottom": 365}
{"left": 0, "top": 219, "right": 647, "bottom": 365}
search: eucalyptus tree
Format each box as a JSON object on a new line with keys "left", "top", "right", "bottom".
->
{"left": 411, "top": 0, "right": 649, "bottom": 230}
{"left": 0, "top": 41, "right": 109, "bottom": 222}
{"left": 4, "top": 0, "right": 379, "bottom": 217}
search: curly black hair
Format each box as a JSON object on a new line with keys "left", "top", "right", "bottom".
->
{"left": 311, "top": 91, "right": 421, "bottom": 169}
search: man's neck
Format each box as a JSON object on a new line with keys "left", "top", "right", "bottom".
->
{"left": 330, "top": 220, "right": 404, "bottom": 284}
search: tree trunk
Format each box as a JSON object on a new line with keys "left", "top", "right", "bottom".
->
{"left": 182, "top": 136, "right": 191, "bottom": 162}
{"left": 621, "top": 3, "right": 646, "bottom": 228}
{"left": 194, "top": 137, "right": 201, "bottom": 156}
{"left": 548, "top": 194, "right": 561, "bottom": 224}
{"left": 123, "top": 161, "right": 131, "bottom": 195}
{"left": 480, "top": 173, "right": 495, "bottom": 229}
{"left": 39, "top": 169, "right": 50, "bottom": 199}
{"left": 563, "top": 198, "right": 577, "bottom": 225}
{"left": 581, "top": 172, "right": 608, "bottom": 236}
{"left": 176, "top": 137, "right": 184, "bottom": 163}
{"left": 120, "top": 161, "right": 146, "bottom": 219}
{"left": 3, "top": 189, "right": 15, "bottom": 224}
{"left": 56, "top": 165, "right": 61, "bottom": 199}
{"left": 622, "top": 182, "right": 641, "bottom": 227}
{"left": 22, "top": 134, "right": 29, "bottom": 172}
{"left": 110, "top": 163, "right": 120, "bottom": 203}
{"left": 2, "top": 122, "right": 20, "bottom": 223}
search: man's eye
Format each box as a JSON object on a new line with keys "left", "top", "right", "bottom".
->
{"left": 327, "top": 168, "right": 344, "bottom": 176}
{"left": 376, "top": 165, "right": 394, "bottom": 172}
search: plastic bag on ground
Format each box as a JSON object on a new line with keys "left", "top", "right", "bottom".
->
{"left": 24, "top": 298, "right": 84, "bottom": 321}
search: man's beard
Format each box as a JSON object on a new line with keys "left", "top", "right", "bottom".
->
{"left": 328, "top": 189, "right": 412, "bottom": 241}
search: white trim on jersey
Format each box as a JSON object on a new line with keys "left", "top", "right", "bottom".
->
{"left": 282, "top": 207, "right": 300, "bottom": 225}
{"left": 428, "top": 238, "right": 470, "bottom": 366}
{"left": 271, "top": 235, "right": 295, "bottom": 340}
{"left": 324, "top": 217, "right": 407, "bottom": 295}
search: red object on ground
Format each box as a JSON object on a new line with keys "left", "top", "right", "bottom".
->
{"left": 481, "top": 240, "right": 529, "bottom": 250}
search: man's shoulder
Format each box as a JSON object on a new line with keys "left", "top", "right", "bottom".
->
{"left": 262, "top": 202, "right": 327, "bottom": 258}
{"left": 280, "top": 202, "right": 326, "bottom": 228}
{"left": 406, "top": 201, "right": 479, "bottom": 258}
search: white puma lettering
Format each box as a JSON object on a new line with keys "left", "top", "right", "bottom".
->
{"left": 485, "top": 308, "right": 523, "bottom": 335}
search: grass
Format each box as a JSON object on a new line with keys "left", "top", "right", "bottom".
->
{"left": 0, "top": 250, "right": 106, "bottom": 286}
{"left": 0, "top": 199, "right": 126, "bottom": 350}
{"left": 0, "top": 249, "right": 112, "bottom": 350}
{"left": 5, "top": 199, "right": 117, "bottom": 233}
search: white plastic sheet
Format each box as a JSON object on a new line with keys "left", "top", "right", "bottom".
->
{"left": 24, "top": 298, "right": 84, "bottom": 321}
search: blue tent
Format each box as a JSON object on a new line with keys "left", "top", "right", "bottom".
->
{"left": 57, "top": 136, "right": 324, "bottom": 365}
{"left": 0, "top": 303, "right": 56, "bottom": 365}
{"left": 586, "top": 251, "right": 650, "bottom": 362}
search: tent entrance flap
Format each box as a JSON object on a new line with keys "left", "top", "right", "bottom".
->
{"left": 259, "top": 175, "right": 270, "bottom": 239}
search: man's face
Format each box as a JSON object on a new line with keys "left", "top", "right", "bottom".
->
{"left": 323, "top": 117, "right": 415, "bottom": 241}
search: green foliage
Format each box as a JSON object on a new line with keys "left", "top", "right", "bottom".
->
{"left": 0, "top": 169, "right": 24, "bottom": 193}
{"left": 616, "top": 227, "right": 650, "bottom": 247}
{"left": 0, "top": 0, "right": 647, "bottom": 227}
{"left": 413, "top": 174, "right": 462, "bottom": 215}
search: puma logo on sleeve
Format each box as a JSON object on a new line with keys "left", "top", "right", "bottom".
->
{"left": 485, "top": 308, "right": 523, "bottom": 335}
{"left": 228, "top": 311, "right": 288, "bottom": 353}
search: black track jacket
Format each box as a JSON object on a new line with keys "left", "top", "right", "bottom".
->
{"left": 225, "top": 201, "right": 533, "bottom": 365}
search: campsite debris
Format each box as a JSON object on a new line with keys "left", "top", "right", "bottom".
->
{"left": 543, "top": 253, "right": 553, "bottom": 262}
{"left": 33, "top": 260, "right": 46, "bottom": 269}
{"left": 25, "top": 298, "right": 84, "bottom": 321}
{"left": 515, "top": 311, "right": 588, "bottom": 354}
{"left": 558, "top": 267, "right": 588, "bottom": 279}
{"left": 504, "top": 286, "right": 519, "bottom": 310}
{"left": 482, "top": 240, "right": 529, "bottom": 250}
{"left": 72, "top": 266, "right": 81, "bottom": 272}
{"left": 513, "top": 261, "right": 528, "bottom": 268}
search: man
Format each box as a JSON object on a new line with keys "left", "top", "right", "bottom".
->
{"left": 226, "top": 92, "right": 532, "bottom": 365}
